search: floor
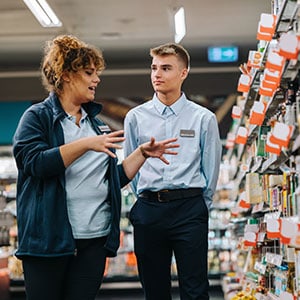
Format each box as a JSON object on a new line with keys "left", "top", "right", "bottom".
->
{"left": 9, "top": 284, "right": 225, "bottom": 300}
{"left": 97, "top": 285, "right": 225, "bottom": 299}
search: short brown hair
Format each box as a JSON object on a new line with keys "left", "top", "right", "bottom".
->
{"left": 150, "top": 43, "right": 190, "bottom": 69}
{"left": 41, "top": 35, "right": 105, "bottom": 93}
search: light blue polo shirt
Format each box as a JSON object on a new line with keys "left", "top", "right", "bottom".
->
{"left": 60, "top": 108, "right": 110, "bottom": 239}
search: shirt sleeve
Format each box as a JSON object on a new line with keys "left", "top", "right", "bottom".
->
{"left": 200, "top": 114, "right": 222, "bottom": 209}
{"left": 123, "top": 111, "right": 139, "bottom": 195}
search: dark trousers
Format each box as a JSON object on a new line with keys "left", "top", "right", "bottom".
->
{"left": 22, "top": 236, "right": 107, "bottom": 300}
{"left": 130, "top": 192, "right": 209, "bottom": 300}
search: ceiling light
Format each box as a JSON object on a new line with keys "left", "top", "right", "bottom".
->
{"left": 23, "top": 0, "right": 62, "bottom": 27}
{"left": 174, "top": 7, "right": 186, "bottom": 43}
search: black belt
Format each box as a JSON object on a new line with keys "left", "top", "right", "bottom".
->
{"left": 139, "top": 188, "right": 203, "bottom": 202}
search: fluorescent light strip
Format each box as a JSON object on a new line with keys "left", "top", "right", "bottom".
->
{"left": 23, "top": 0, "right": 62, "bottom": 27}
{"left": 174, "top": 7, "right": 186, "bottom": 43}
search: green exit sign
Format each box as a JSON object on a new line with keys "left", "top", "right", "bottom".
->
{"left": 207, "top": 46, "right": 239, "bottom": 63}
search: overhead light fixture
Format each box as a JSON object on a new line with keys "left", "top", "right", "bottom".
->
{"left": 23, "top": 0, "right": 62, "bottom": 27}
{"left": 174, "top": 7, "right": 186, "bottom": 43}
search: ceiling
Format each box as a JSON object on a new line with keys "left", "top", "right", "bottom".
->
{"left": 0, "top": 0, "right": 271, "bottom": 134}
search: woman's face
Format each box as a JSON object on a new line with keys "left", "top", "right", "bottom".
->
{"left": 64, "top": 63, "right": 101, "bottom": 104}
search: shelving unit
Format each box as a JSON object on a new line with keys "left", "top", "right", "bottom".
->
{"left": 0, "top": 147, "right": 18, "bottom": 299}
{"left": 220, "top": 1, "right": 300, "bottom": 299}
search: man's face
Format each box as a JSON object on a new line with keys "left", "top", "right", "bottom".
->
{"left": 151, "top": 55, "right": 187, "bottom": 95}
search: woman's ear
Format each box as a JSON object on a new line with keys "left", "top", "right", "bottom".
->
{"left": 62, "top": 71, "right": 71, "bottom": 83}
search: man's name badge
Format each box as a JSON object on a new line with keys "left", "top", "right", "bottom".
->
{"left": 180, "top": 129, "right": 195, "bottom": 137}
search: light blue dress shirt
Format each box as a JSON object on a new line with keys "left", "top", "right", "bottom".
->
{"left": 60, "top": 108, "right": 110, "bottom": 239}
{"left": 124, "top": 93, "right": 222, "bottom": 208}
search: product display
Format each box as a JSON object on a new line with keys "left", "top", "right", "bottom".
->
{"left": 221, "top": 1, "right": 300, "bottom": 299}
{"left": 0, "top": 149, "right": 19, "bottom": 297}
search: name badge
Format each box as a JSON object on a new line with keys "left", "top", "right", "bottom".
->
{"left": 180, "top": 129, "right": 195, "bottom": 138}
{"left": 98, "top": 125, "right": 111, "bottom": 134}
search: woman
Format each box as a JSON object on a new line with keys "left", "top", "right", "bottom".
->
{"left": 13, "top": 35, "right": 178, "bottom": 300}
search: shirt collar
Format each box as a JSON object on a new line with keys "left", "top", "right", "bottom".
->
{"left": 81, "top": 107, "right": 88, "bottom": 120}
{"left": 66, "top": 107, "right": 88, "bottom": 122}
{"left": 153, "top": 93, "right": 187, "bottom": 116}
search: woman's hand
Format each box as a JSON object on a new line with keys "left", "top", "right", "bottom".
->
{"left": 122, "top": 136, "right": 179, "bottom": 179}
{"left": 60, "top": 130, "right": 125, "bottom": 167}
{"left": 140, "top": 137, "right": 179, "bottom": 164}
{"left": 89, "top": 130, "right": 125, "bottom": 158}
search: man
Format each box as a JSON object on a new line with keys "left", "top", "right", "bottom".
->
{"left": 124, "top": 43, "right": 222, "bottom": 300}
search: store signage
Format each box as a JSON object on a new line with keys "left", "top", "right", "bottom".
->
{"left": 207, "top": 46, "right": 239, "bottom": 63}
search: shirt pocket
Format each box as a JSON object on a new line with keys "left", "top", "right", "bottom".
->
{"left": 178, "top": 133, "right": 200, "bottom": 155}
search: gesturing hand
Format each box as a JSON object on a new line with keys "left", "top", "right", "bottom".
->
{"left": 90, "top": 130, "right": 125, "bottom": 158}
{"left": 140, "top": 137, "right": 179, "bottom": 164}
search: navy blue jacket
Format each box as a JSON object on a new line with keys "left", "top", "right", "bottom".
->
{"left": 13, "top": 93, "right": 130, "bottom": 258}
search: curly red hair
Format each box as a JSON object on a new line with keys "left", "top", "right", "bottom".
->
{"left": 41, "top": 35, "right": 105, "bottom": 93}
